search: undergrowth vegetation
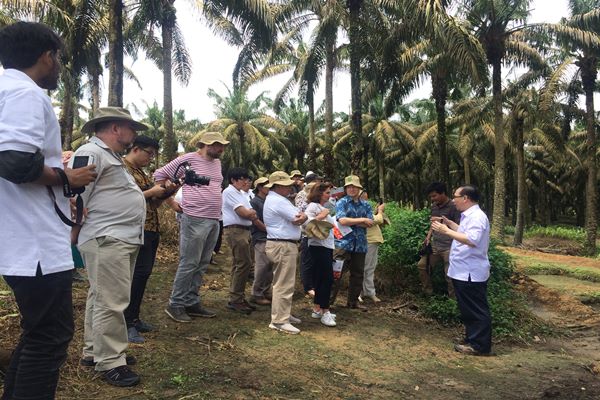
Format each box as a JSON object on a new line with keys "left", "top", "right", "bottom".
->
{"left": 523, "top": 225, "right": 586, "bottom": 242}
{"left": 378, "top": 203, "right": 543, "bottom": 340}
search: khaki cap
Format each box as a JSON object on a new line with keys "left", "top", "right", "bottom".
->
{"left": 344, "top": 175, "right": 363, "bottom": 189}
{"left": 81, "top": 107, "right": 148, "bottom": 134}
{"left": 199, "top": 131, "right": 230, "bottom": 145}
{"left": 253, "top": 177, "right": 269, "bottom": 189}
{"left": 305, "top": 219, "right": 334, "bottom": 240}
{"left": 290, "top": 169, "right": 302, "bottom": 178}
{"left": 265, "top": 171, "right": 294, "bottom": 188}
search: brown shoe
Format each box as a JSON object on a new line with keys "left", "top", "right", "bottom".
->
{"left": 227, "top": 302, "right": 253, "bottom": 314}
{"left": 454, "top": 343, "right": 490, "bottom": 356}
{"left": 252, "top": 297, "right": 271, "bottom": 306}
{"left": 347, "top": 303, "right": 368, "bottom": 311}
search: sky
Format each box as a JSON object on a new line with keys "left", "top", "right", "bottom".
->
{"left": 107, "top": 0, "right": 571, "bottom": 122}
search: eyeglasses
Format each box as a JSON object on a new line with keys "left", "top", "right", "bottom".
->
{"left": 141, "top": 148, "right": 156, "bottom": 158}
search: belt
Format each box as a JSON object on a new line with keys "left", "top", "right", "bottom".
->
{"left": 267, "top": 238, "right": 300, "bottom": 244}
{"left": 224, "top": 224, "right": 251, "bottom": 230}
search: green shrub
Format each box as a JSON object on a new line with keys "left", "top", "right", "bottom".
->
{"left": 378, "top": 204, "right": 542, "bottom": 339}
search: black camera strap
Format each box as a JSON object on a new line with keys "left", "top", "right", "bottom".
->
{"left": 47, "top": 167, "right": 83, "bottom": 227}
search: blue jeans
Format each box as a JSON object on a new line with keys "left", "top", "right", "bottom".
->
{"left": 2, "top": 266, "right": 73, "bottom": 400}
{"left": 169, "top": 214, "right": 219, "bottom": 308}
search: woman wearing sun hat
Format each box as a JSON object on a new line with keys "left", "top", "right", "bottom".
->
{"left": 330, "top": 175, "right": 374, "bottom": 310}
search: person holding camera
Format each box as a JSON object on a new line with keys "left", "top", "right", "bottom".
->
{"left": 72, "top": 107, "right": 148, "bottom": 387}
{"left": 154, "top": 131, "right": 229, "bottom": 323}
{"left": 418, "top": 182, "right": 461, "bottom": 297}
{"left": 222, "top": 167, "right": 258, "bottom": 314}
{"left": 0, "top": 22, "right": 97, "bottom": 400}
{"left": 123, "top": 136, "right": 179, "bottom": 344}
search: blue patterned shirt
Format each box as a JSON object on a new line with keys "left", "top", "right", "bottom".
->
{"left": 334, "top": 196, "right": 373, "bottom": 253}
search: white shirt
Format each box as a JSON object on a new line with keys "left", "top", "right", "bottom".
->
{"left": 0, "top": 69, "right": 73, "bottom": 276}
{"left": 447, "top": 205, "right": 491, "bottom": 282}
{"left": 305, "top": 202, "right": 335, "bottom": 249}
{"left": 222, "top": 184, "right": 252, "bottom": 227}
{"left": 264, "top": 191, "right": 301, "bottom": 240}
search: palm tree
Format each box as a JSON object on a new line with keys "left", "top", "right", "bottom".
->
{"left": 188, "top": 85, "right": 288, "bottom": 172}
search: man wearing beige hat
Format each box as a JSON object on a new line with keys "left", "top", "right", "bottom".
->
{"left": 288, "top": 169, "right": 303, "bottom": 201}
{"left": 263, "top": 171, "right": 307, "bottom": 334}
{"left": 154, "top": 131, "right": 229, "bottom": 323}
{"left": 73, "top": 106, "right": 149, "bottom": 386}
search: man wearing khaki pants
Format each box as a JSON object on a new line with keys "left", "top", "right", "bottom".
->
{"left": 222, "top": 167, "right": 257, "bottom": 314}
{"left": 263, "top": 171, "right": 307, "bottom": 334}
{"left": 73, "top": 107, "right": 149, "bottom": 387}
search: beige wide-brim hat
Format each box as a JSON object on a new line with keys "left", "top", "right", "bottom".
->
{"left": 265, "top": 171, "right": 294, "bottom": 188}
{"left": 198, "top": 131, "right": 230, "bottom": 145}
{"left": 344, "top": 174, "right": 363, "bottom": 189}
{"left": 253, "top": 177, "right": 269, "bottom": 189}
{"left": 81, "top": 107, "right": 148, "bottom": 134}
{"left": 290, "top": 169, "right": 303, "bottom": 178}
{"left": 305, "top": 219, "right": 334, "bottom": 240}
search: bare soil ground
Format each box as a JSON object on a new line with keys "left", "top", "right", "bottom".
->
{"left": 2, "top": 243, "right": 600, "bottom": 399}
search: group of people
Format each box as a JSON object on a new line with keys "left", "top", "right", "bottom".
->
{"left": 0, "top": 21, "right": 493, "bottom": 400}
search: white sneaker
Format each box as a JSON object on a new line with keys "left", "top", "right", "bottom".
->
{"left": 358, "top": 295, "right": 364, "bottom": 303}
{"left": 311, "top": 310, "right": 322, "bottom": 319}
{"left": 320, "top": 311, "right": 337, "bottom": 327}
{"left": 269, "top": 322, "right": 300, "bottom": 334}
{"left": 289, "top": 315, "right": 302, "bottom": 324}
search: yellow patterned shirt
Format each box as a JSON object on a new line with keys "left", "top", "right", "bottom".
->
{"left": 124, "top": 158, "right": 159, "bottom": 232}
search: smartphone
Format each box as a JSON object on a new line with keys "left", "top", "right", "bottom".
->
{"left": 72, "top": 155, "right": 94, "bottom": 169}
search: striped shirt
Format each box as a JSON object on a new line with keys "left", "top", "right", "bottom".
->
{"left": 154, "top": 152, "right": 223, "bottom": 220}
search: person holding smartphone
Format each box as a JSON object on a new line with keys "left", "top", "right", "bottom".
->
{"left": 0, "top": 22, "right": 96, "bottom": 400}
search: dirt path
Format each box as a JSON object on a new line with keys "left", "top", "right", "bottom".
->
{"left": 501, "top": 246, "right": 600, "bottom": 270}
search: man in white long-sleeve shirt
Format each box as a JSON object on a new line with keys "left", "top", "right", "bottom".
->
{"left": 432, "top": 185, "right": 492, "bottom": 356}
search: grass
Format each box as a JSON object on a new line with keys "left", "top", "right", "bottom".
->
{"left": 520, "top": 261, "right": 600, "bottom": 283}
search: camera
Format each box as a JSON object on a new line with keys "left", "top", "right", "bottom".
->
{"left": 173, "top": 162, "right": 210, "bottom": 186}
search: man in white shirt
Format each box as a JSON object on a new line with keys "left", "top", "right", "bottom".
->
{"left": 432, "top": 185, "right": 492, "bottom": 356}
{"left": 0, "top": 22, "right": 96, "bottom": 400}
{"left": 222, "top": 167, "right": 257, "bottom": 314}
{"left": 263, "top": 171, "right": 307, "bottom": 334}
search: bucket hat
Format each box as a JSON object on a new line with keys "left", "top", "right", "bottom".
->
{"left": 343, "top": 175, "right": 363, "bottom": 189}
{"left": 305, "top": 219, "right": 334, "bottom": 240}
{"left": 289, "top": 169, "right": 303, "bottom": 178}
{"left": 81, "top": 107, "right": 148, "bottom": 134}
{"left": 198, "top": 131, "right": 230, "bottom": 145}
{"left": 253, "top": 177, "right": 269, "bottom": 189}
{"left": 265, "top": 171, "right": 294, "bottom": 188}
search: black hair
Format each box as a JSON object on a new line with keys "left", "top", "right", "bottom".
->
{"left": 0, "top": 22, "right": 63, "bottom": 69}
{"left": 305, "top": 173, "right": 321, "bottom": 184}
{"left": 458, "top": 184, "right": 480, "bottom": 202}
{"left": 425, "top": 182, "right": 447, "bottom": 196}
{"left": 133, "top": 135, "right": 159, "bottom": 151}
{"left": 228, "top": 167, "right": 250, "bottom": 183}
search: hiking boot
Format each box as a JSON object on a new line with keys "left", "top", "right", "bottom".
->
{"left": 102, "top": 365, "right": 140, "bottom": 387}
{"left": 268, "top": 322, "right": 300, "bottom": 334}
{"left": 251, "top": 297, "right": 271, "bottom": 306}
{"left": 80, "top": 355, "right": 137, "bottom": 368}
{"left": 127, "top": 327, "right": 144, "bottom": 344}
{"left": 165, "top": 306, "right": 192, "bottom": 323}
{"left": 320, "top": 311, "right": 337, "bottom": 327}
{"left": 185, "top": 304, "right": 217, "bottom": 318}
{"left": 227, "top": 302, "right": 253, "bottom": 315}
{"left": 454, "top": 343, "right": 490, "bottom": 356}
{"left": 134, "top": 319, "right": 155, "bottom": 333}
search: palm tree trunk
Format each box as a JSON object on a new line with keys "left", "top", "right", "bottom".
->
{"left": 59, "top": 74, "right": 75, "bottom": 150}
{"left": 582, "top": 57, "right": 597, "bottom": 255}
{"left": 307, "top": 95, "right": 316, "bottom": 168}
{"left": 323, "top": 38, "right": 335, "bottom": 179}
{"left": 514, "top": 116, "right": 526, "bottom": 246}
{"left": 347, "top": 0, "right": 363, "bottom": 174}
{"left": 378, "top": 155, "right": 385, "bottom": 201}
{"left": 463, "top": 156, "right": 471, "bottom": 184}
{"left": 108, "top": 0, "right": 124, "bottom": 107}
{"left": 162, "top": 1, "right": 178, "bottom": 162}
{"left": 432, "top": 71, "right": 450, "bottom": 185}
{"left": 91, "top": 69, "right": 100, "bottom": 114}
{"left": 490, "top": 59, "right": 506, "bottom": 241}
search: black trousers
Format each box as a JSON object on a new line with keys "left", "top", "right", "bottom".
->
{"left": 2, "top": 266, "right": 74, "bottom": 400}
{"left": 124, "top": 230, "right": 160, "bottom": 327}
{"left": 309, "top": 245, "right": 334, "bottom": 309}
{"left": 299, "top": 237, "right": 314, "bottom": 293}
{"left": 330, "top": 250, "right": 366, "bottom": 306}
{"left": 214, "top": 220, "right": 224, "bottom": 253}
{"left": 453, "top": 278, "right": 492, "bottom": 354}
